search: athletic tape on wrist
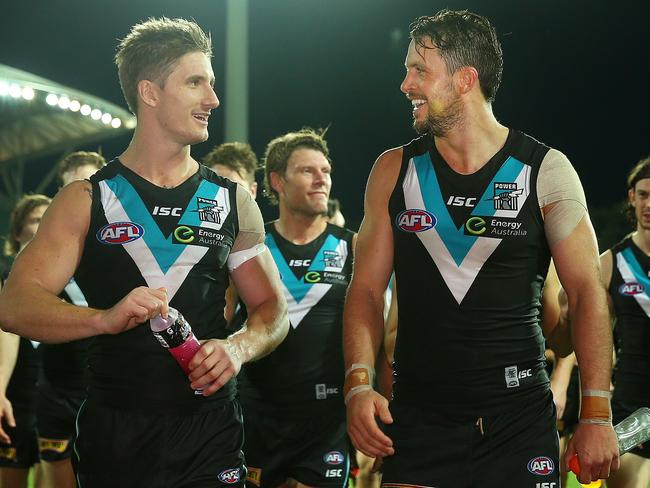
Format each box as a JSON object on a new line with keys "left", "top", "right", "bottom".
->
{"left": 582, "top": 389, "right": 612, "bottom": 399}
{"left": 344, "top": 363, "right": 375, "bottom": 404}
{"left": 579, "top": 389, "right": 612, "bottom": 424}
{"left": 344, "top": 385, "right": 373, "bottom": 404}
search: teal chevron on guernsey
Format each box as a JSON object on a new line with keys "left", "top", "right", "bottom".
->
{"left": 413, "top": 153, "right": 527, "bottom": 265}
{"left": 102, "top": 175, "right": 224, "bottom": 273}
{"left": 617, "top": 248, "right": 650, "bottom": 317}
{"left": 403, "top": 152, "right": 531, "bottom": 304}
{"left": 98, "top": 175, "right": 230, "bottom": 300}
{"left": 266, "top": 233, "right": 348, "bottom": 328}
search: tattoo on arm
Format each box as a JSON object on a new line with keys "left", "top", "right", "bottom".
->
{"left": 84, "top": 187, "right": 92, "bottom": 199}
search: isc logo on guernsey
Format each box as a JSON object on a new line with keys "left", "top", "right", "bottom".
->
{"left": 396, "top": 209, "right": 436, "bottom": 232}
{"left": 96, "top": 222, "right": 144, "bottom": 245}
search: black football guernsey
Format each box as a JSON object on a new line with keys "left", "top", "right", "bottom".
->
{"left": 389, "top": 130, "right": 552, "bottom": 417}
{"left": 238, "top": 222, "right": 354, "bottom": 416}
{"left": 608, "top": 236, "right": 650, "bottom": 406}
{"left": 75, "top": 160, "right": 239, "bottom": 413}
{"left": 41, "top": 279, "right": 90, "bottom": 391}
{"left": 5, "top": 338, "right": 41, "bottom": 414}
{"left": 2, "top": 271, "right": 41, "bottom": 414}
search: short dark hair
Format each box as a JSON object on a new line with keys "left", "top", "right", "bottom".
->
{"left": 626, "top": 156, "right": 650, "bottom": 222}
{"left": 409, "top": 9, "right": 503, "bottom": 103}
{"left": 4, "top": 194, "right": 52, "bottom": 257}
{"left": 263, "top": 128, "right": 330, "bottom": 205}
{"left": 57, "top": 151, "right": 106, "bottom": 186}
{"left": 202, "top": 142, "right": 259, "bottom": 185}
{"left": 115, "top": 17, "right": 212, "bottom": 114}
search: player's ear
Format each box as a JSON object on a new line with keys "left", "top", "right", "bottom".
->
{"left": 138, "top": 79, "right": 160, "bottom": 108}
{"left": 269, "top": 172, "right": 284, "bottom": 196}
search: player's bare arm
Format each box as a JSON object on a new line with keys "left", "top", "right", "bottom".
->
{"left": 188, "top": 187, "right": 288, "bottom": 396}
{"left": 0, "top": 181, "right": 168, "bottom": 342}
{"left": 343, "top": 148, "right": 402, "bottom": 458}
{"left": 550, "top": 215, "right": 619, "bottom": 484}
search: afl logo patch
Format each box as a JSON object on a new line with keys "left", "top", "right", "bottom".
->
{"left": 323, "top": 451, "right": 344, "bottom": 465}
{"left": 396, "top": 209, "right": 436, "bottom": 232}
{"left": 619, "top": 282, "right": 645, "bottom": 296}
{"left": 218, "top": 468, "right": 241, "bottom": 484}
{"left": 527, "top": 456, "right": 554, "bottom": 475}
{"left": 96, "top": 222, "right": 144, "bottom": 245}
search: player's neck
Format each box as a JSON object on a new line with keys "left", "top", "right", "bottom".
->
{"left": 274, "top": 211, "right": 328, "bottom": 245}
{"left": 632, "top": 228, "right": 650, "bottom": 256}
{"left": 434, "top": 104, "right": 509, "bottom": 175}
{"left": 119, "top": 128, "right": 197, "bottom": 188}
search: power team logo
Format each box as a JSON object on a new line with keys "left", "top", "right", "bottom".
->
{"left": 492, "top": 182, "right": 523, "bottom": 211}
{"left": 323, "top": 250, "right": 343, "bottom": 268}
{"left": 218, "top": 467, "right": 241, "bottom": 484}
{"left": 196, "top": 197, "right": 225, "bottom": 224}
{"left": 323, "top": 451, "right": 344, "bottom": 465}
{"left": 396, "top": 209, "right": 436, "bottom": 232}
{"left": 96, "top": 222, "right": 144, "bottom": 245}
{"left": 527, "top": 456, "right": 555, "bottom": 475}
{"left": 619, "top": 282, "right": 645, "bottom": 296}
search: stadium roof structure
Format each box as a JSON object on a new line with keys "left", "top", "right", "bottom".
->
{"left": 0, "top": 63, "right": 136, "bottom": 168}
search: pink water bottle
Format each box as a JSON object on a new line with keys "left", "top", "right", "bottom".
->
{"left": 150, "top": 307, "right": 201, "bottom": 374}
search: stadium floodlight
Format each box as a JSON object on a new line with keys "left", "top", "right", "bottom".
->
{"left": 0, "top": 81, "right": 8, "bottom": 96}
{"left": 21, "top": 87, "right": 35, "bottom": 100}
{"left": 90, "top": 108, "right": 102, "bottom": 120}
{"left": 111, "top": 117, "right": 122, "bottom": 128}
{"left": 101, "top": 112, "right": 112, "bottom": 125}
{"left": 58, "top": 96, "right": 70, "bottom": 109}
{"left": 9, "top": 84, "right": 21, "bottom": 98}
{"left": 80, "top": 104, "right": 91, "bottom": 115}
{"left": 69, "top": 99, "right": 80, "bottom": 112}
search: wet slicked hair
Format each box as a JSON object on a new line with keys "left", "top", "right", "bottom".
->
{"left": 263, "top": 128, "right": 330, "bottom": 205}
{"left": 626, "top": 156, "right": 650, "bottom": 223}
{"left": 409, "top": 9, "right": 503, "bottom": 103}
{"left": 4, "top": 194, "right": 52, "bottom": 257}
{"left": 203, "top": 142, "right": 259, "bottom": 185}
{"left": 115, "top": 17, "right": 212, "bottom": 114}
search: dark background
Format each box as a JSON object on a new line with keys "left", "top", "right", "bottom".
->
{"left": 1, "top": 0, "right": 648, "bottom": 248}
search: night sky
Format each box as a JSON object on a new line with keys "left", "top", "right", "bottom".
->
{"left": 1, "top": 0, "right": 649, "bottom": 234}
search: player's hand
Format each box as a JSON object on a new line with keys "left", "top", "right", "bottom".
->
{"left": 98, "top": 287, "right": 168, "bottom": 334}
{"left": 346, "top": 389, "right": 394, "bottom": 459}
{"left": 550, "top": 380, "right": 567, "bottom": 420}
{"left": 187, "top": 338, "right": 242, "bottom": 396}
{"left": 565, "top": 423, "right": 619, "bottom": 484}
{"left": 0, "top": 395, "right": 15, "bottom": 444}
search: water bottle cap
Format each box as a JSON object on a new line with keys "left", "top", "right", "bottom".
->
{"left": 150, "top": 307, "right": 179, "bottom": 332}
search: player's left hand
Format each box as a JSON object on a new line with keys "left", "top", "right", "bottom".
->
{"left": 565, "top": 423, "right": 619, "bottom": 484}
{"left": 0, "top": 395, "right": 15, "bottom": 444}
{"left": 187, "top": 339, "right": 242, "bottom": 396}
